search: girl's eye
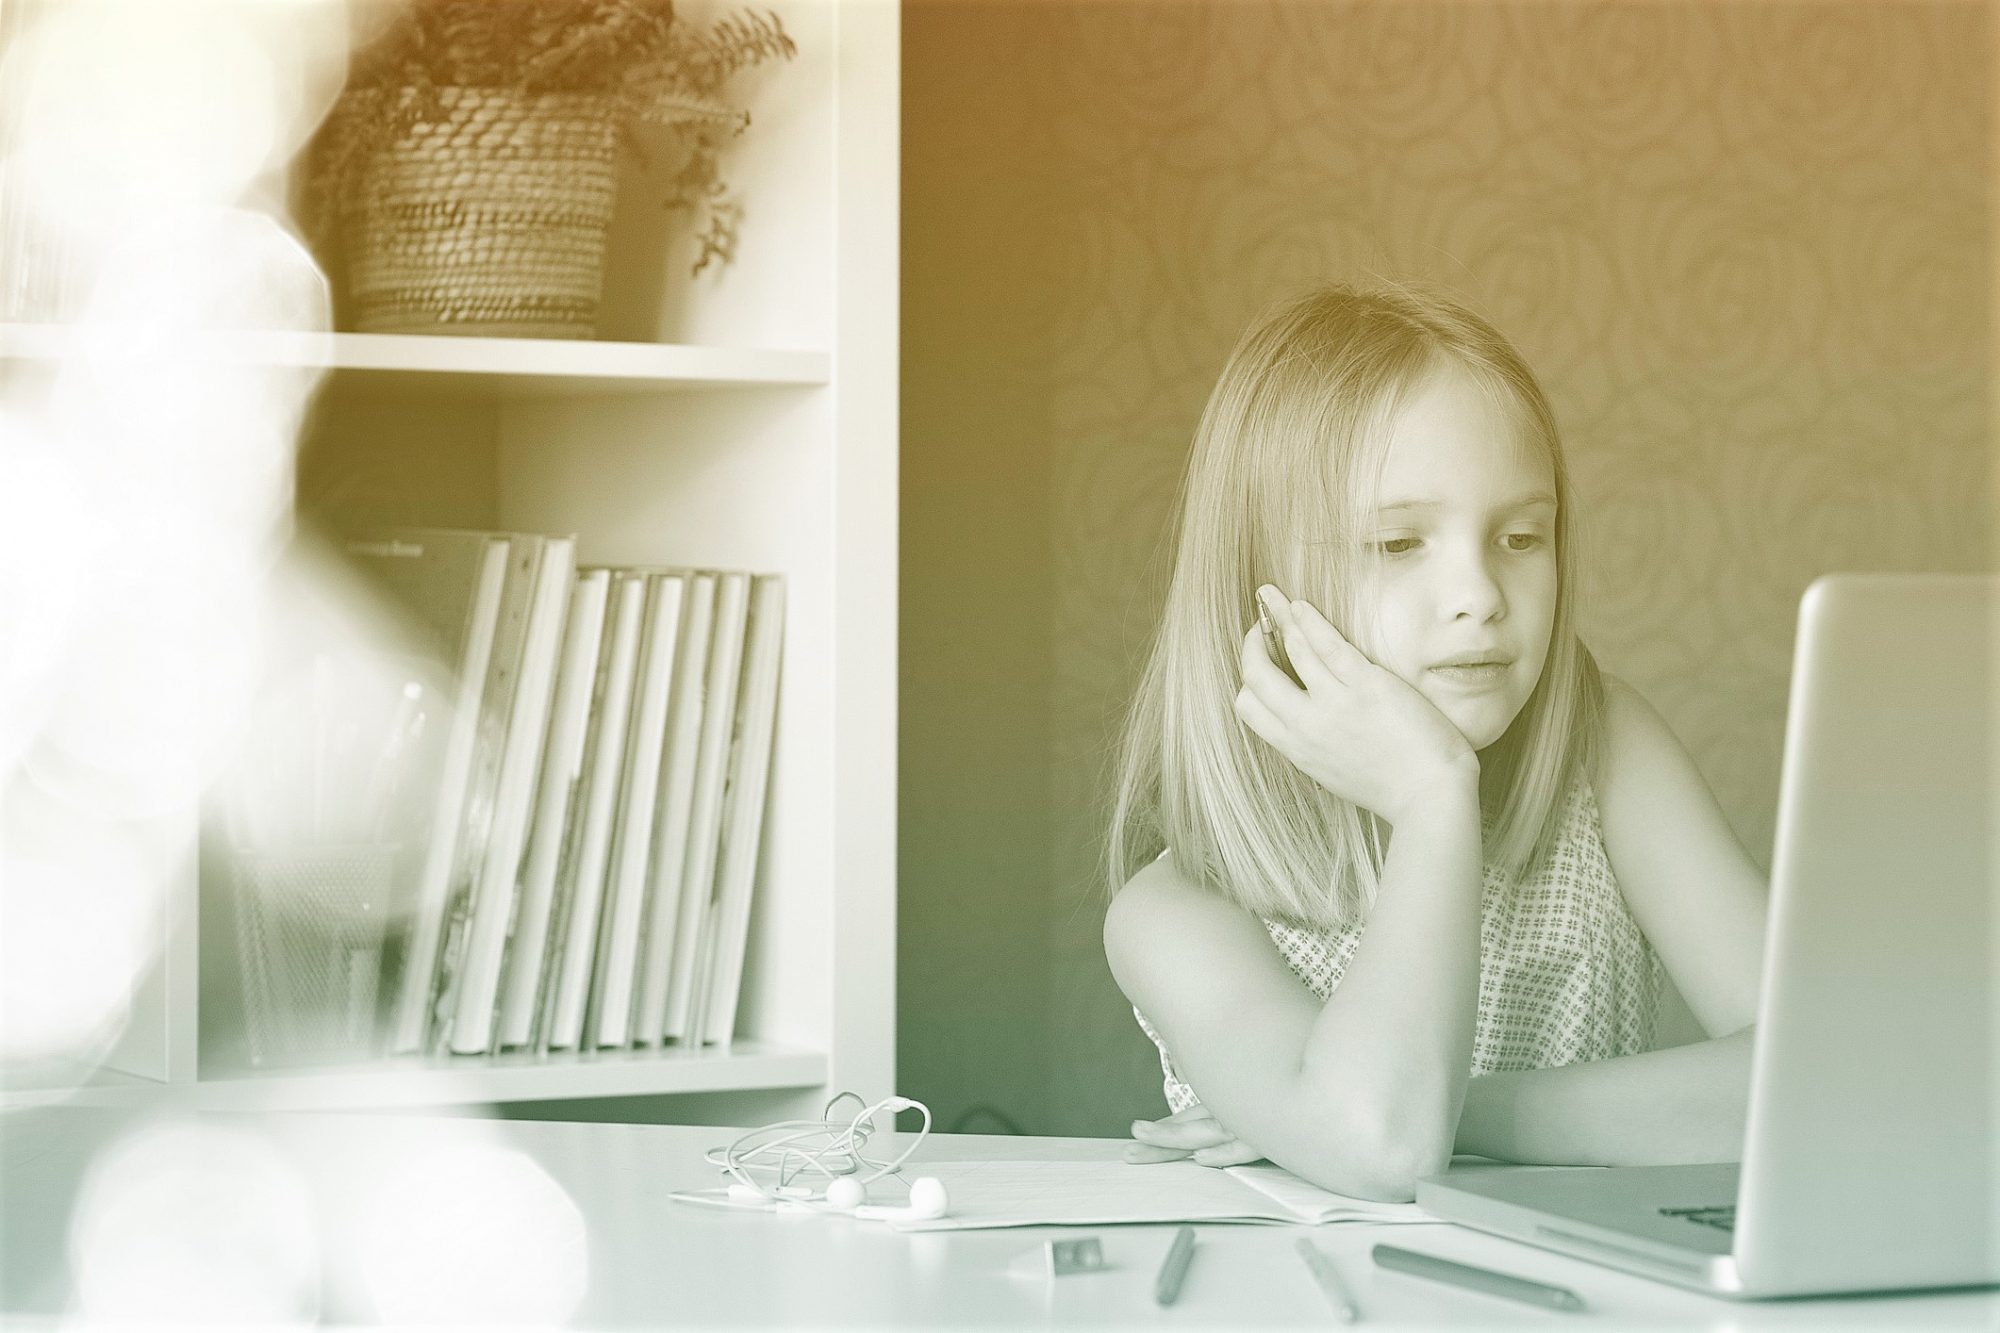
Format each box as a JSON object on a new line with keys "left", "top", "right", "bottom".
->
{"left": 1503, "top": 532, "right": 1544, "bottom": 552}
{"left": 1375, "top": 537, "right": 1421, "bottom": 556}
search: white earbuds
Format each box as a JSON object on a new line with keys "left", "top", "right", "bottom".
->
{"left": 682, "top": 1092, "right": 949, "bottom": 1222}
{"left": 724, "top": 1172, "right": 949, "bottom": 1221}
{"left": 852, "top": 1176, "right": 949, "bottom": 1222}
{"left": 825, "top": 1173, "right": 949, "bottom": 1221}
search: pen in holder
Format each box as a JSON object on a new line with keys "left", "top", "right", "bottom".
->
{"left": 230, "top": 842, "right": 400, "bottom": 1067}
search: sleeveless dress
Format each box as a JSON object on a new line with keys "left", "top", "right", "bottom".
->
{"left": 1133, "top": 777, "right": 1662, "bottom": 1114}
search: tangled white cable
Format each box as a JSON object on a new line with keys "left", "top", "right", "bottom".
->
{"left": 668, "top": 1091, "right": 951, "bottom": 1223}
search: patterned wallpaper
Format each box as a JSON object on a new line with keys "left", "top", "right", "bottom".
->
{"left": 902, "top": 0, "right": 1992, "bottom": 1139}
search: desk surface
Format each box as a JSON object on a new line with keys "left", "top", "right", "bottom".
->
{"left": 3, "top": 1106, "right": 1994, "bottom": 1328}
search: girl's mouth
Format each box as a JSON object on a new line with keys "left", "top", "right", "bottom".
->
{"left": 1427, "top": 662, "right": 1510, "bottom": 687}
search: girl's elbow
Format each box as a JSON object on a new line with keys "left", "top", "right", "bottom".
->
{"left": 1289, "top": 1060, "right": 1462, "bottom": 1201}
{"left": 1295, "top": 1114, "right": 1454, "bottom": 1204}
{"left": 1333, "top": 1139, "right": 1449, "bottom": 1204}
{"left": 1290, "top": 1147, "right": 1420, "bottom": 1203}
{"left": 1373, "top": 1137, "right": 1455, "bottom": 1202}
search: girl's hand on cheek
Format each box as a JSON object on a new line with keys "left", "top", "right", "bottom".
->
{"left": 1239, "top": 586, "right": 1477, "bottom": 825}
{"left": 1125, "top": 1104, "right": 1266, "bottom": 1167}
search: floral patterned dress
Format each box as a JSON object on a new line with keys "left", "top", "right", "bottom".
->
{"left": 1133, "top": 777, "right": 1662, "bottom": 1112}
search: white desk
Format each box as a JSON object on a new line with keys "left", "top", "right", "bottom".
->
{"left": 3, "top": 1106, "right": 1994, "bottom": 1327}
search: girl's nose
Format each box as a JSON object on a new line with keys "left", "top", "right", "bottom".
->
{"left": 1443, "top": 548, "right": 1507, "bottom": 623}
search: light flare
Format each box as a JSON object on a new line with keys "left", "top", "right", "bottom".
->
{"left": 352, "top": 1137, "right": 591, "bottom": 1327}
{"left": 0, "top": 0, "right": 350, "bottom": 1082}
{"left": 68, "top": 1116, "right": 320, "bottom": 1326}
{"left": 0, "top": 405, "right": 86, "bottom": 776}
{"left": 1, "top": 0, "right": 348, "bottom": 243}
{"left": 0, "top": 789, "right": 158, "bottom": 1064}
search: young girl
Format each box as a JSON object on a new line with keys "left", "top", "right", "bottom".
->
{"left": 1103, "top": 283, "right": 1769, "bottom": 1203}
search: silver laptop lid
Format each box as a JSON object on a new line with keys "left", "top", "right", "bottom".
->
{"left": 1735, "top": 574, "right": 1996, "bottom": 1294}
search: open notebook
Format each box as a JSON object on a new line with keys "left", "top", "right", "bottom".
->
{"left": 887, "top": 1159, "right": 1436, "bottom": 1232}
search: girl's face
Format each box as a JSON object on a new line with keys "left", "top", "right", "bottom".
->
{"left": 1350, "top": 364, "right": 1559, "bottom": 752}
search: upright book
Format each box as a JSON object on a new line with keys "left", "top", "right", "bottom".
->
{"left": 587, "top": 572, "right": 686, "bottom": 1049}
{"left": 662, "top": 571, "right": 752, "bottom": 1043}
{"left": 449, "top": 535, "right": 577, "bottom": 1054}
{"left": 545, "top": 570, "right": 648, "bottom": 1051}
{"left": 427, "top": 534, "right": 543, "bottom": 1051}
{"left": 495, "top": 567, "right": 611, "bottom": 1050}
{"left": 632, "top": 571, "right": 718, "bottom": 1045}
{"left": 346, "top": 530, "right": 510, "bottom": 1057}
{"left": 692, "top": 574, "right": 786, "bottom": 1047}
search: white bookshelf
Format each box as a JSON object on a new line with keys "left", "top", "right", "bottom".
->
{"left": 0, "top": 324, "right": 832, "bottom": 394}
{"left": 25, "top": 1041, "right": 828, "bottom": 1114}
{"left": 0, "top": 0, "right": 898, "bottom": 1124}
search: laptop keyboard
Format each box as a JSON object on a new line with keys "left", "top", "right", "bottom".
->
{"left": 1659, "top": 1204, "right": 1736, "bottom": 1233}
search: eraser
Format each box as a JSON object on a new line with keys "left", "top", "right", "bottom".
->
{"left": 1008, "top": 1236, "right": 1110, "bottom": 1280}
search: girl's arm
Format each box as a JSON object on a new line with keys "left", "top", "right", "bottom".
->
{"left": 1144, "top": 1022, "right": 1755, "bottom": 1170}
{"left": 1105, "top": 592, "right": 1487, "bottom": 1202}
{"left": 1106, "top": 775, "right": 1480, "bottom": 1201}
{"left": 1456, "top": 1026, "right": 1751, "bottom": 1164}
{"left": 1123, "top": 665, "right": 1772, "bottom": 1178}
{"left": 1457, "top": 673, "right": 1768, "bottom": 1164}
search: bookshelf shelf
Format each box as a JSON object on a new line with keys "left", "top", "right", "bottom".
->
{"left": 8, "top": 1042, "right": 827, "bottom": 1113}
{"left": 0, "top": 1059, "right": 162, "bottom": 1106}
{"left": 0, "top": 323, "right": 831, "bottom": 396}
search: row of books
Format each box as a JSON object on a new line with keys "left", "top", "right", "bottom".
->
{"left": 350, "top": 528, "right": 785, "bottom": 1058}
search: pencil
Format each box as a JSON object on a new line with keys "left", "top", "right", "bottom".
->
{"left": 1296, "top": 1238, "right": 1362, "bottom": 1323}
{"left": 1155, "top": 1226, "right": 1197, "bottom": 1306}
{"left": 1372, "top": 1243, "right": 1584, "bottom": 1313}
{"left": 1258, "top": 600, "right": 1303, "bottom": 686}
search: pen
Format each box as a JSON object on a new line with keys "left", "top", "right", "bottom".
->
{"left": 1372, "top": 1243, "right": 1585, "bottom": 1313}
{"left": 1295, "top": 1238, "right": 1361, "bottom": 1323}
{"left": 1256, "top": 599, "right": 1303, "bottom": 686}
{"left": 1154, "top": 1225, "right": 1197, "bottom": 1306}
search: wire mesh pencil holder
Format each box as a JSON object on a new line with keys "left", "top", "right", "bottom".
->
{"left": 231, "top": 844, "right": 399, "bottom": 1067}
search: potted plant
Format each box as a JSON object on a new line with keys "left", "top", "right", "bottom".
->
{"left": 304, "top": 0, "right": 795, "bottom": 338}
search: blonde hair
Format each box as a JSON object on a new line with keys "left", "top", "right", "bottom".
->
{"left": 1104, "top": 281, "right": 1605, "bottom": 928}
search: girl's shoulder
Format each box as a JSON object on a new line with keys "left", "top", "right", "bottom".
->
{"left": 1586, "top": 670, "right": 1751, "bottom": 899}
{"left": 1582, "top": 674, "right": 1769, "bottom": 1034}
{"left": 1591, "top": 672, "right": 1687, "bottom": 812}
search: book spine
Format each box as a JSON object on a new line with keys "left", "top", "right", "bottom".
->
{"left": 429, "top": 536, "right": 543, "bottom": 1051}
{"left": 451, "top": 536, "right": 575, "bottom": 1054}
{"left": 697, "top": 574, "right": 786, "bottom": 1046}
{"left": 497, "top": 567, "right": 609, "bottom": 1050}
{"left": 531, "top": 570, "right": 624, "bottom": 1053}
{"left": 388, "top": 537, "right": 509, "bottom": 1055}
{"left": 663, "top": 571, "right": 752, "bottom": 1042}
{"left": 589, "top": 572, "right": 685, "bottom": 1049}
{"left": 549, "top": 570, "right": 647, "bottom": 1050}
{"left": 631, "top": 571, "right": 717, "bottom": 1045}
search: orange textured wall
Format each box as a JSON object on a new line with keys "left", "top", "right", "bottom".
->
{"left": 902, "top": 0, "right": 1993, "bottom": 1137}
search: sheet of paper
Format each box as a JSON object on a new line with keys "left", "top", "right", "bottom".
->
{"left": 1224, "top": 1163, "right": 1430, "bottom": 1224}
{"left": 885, "top": 1159, "right": 1431, "bottom": 1232}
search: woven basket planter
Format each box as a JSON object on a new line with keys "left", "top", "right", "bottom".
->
{"left": 339, "top": 88, "right": 621, "bottom": 339}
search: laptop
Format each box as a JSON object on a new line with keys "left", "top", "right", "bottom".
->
{"left": 1417, "top": 573, "right": 1996, "bottom": 1298}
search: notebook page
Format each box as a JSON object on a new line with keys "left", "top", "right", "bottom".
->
{"left": 886, "top": 1159, "right": 1341, "bottom": 1232}
{"left": 1223, "top": 1163, "right": 1431, "bottom": 1225}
